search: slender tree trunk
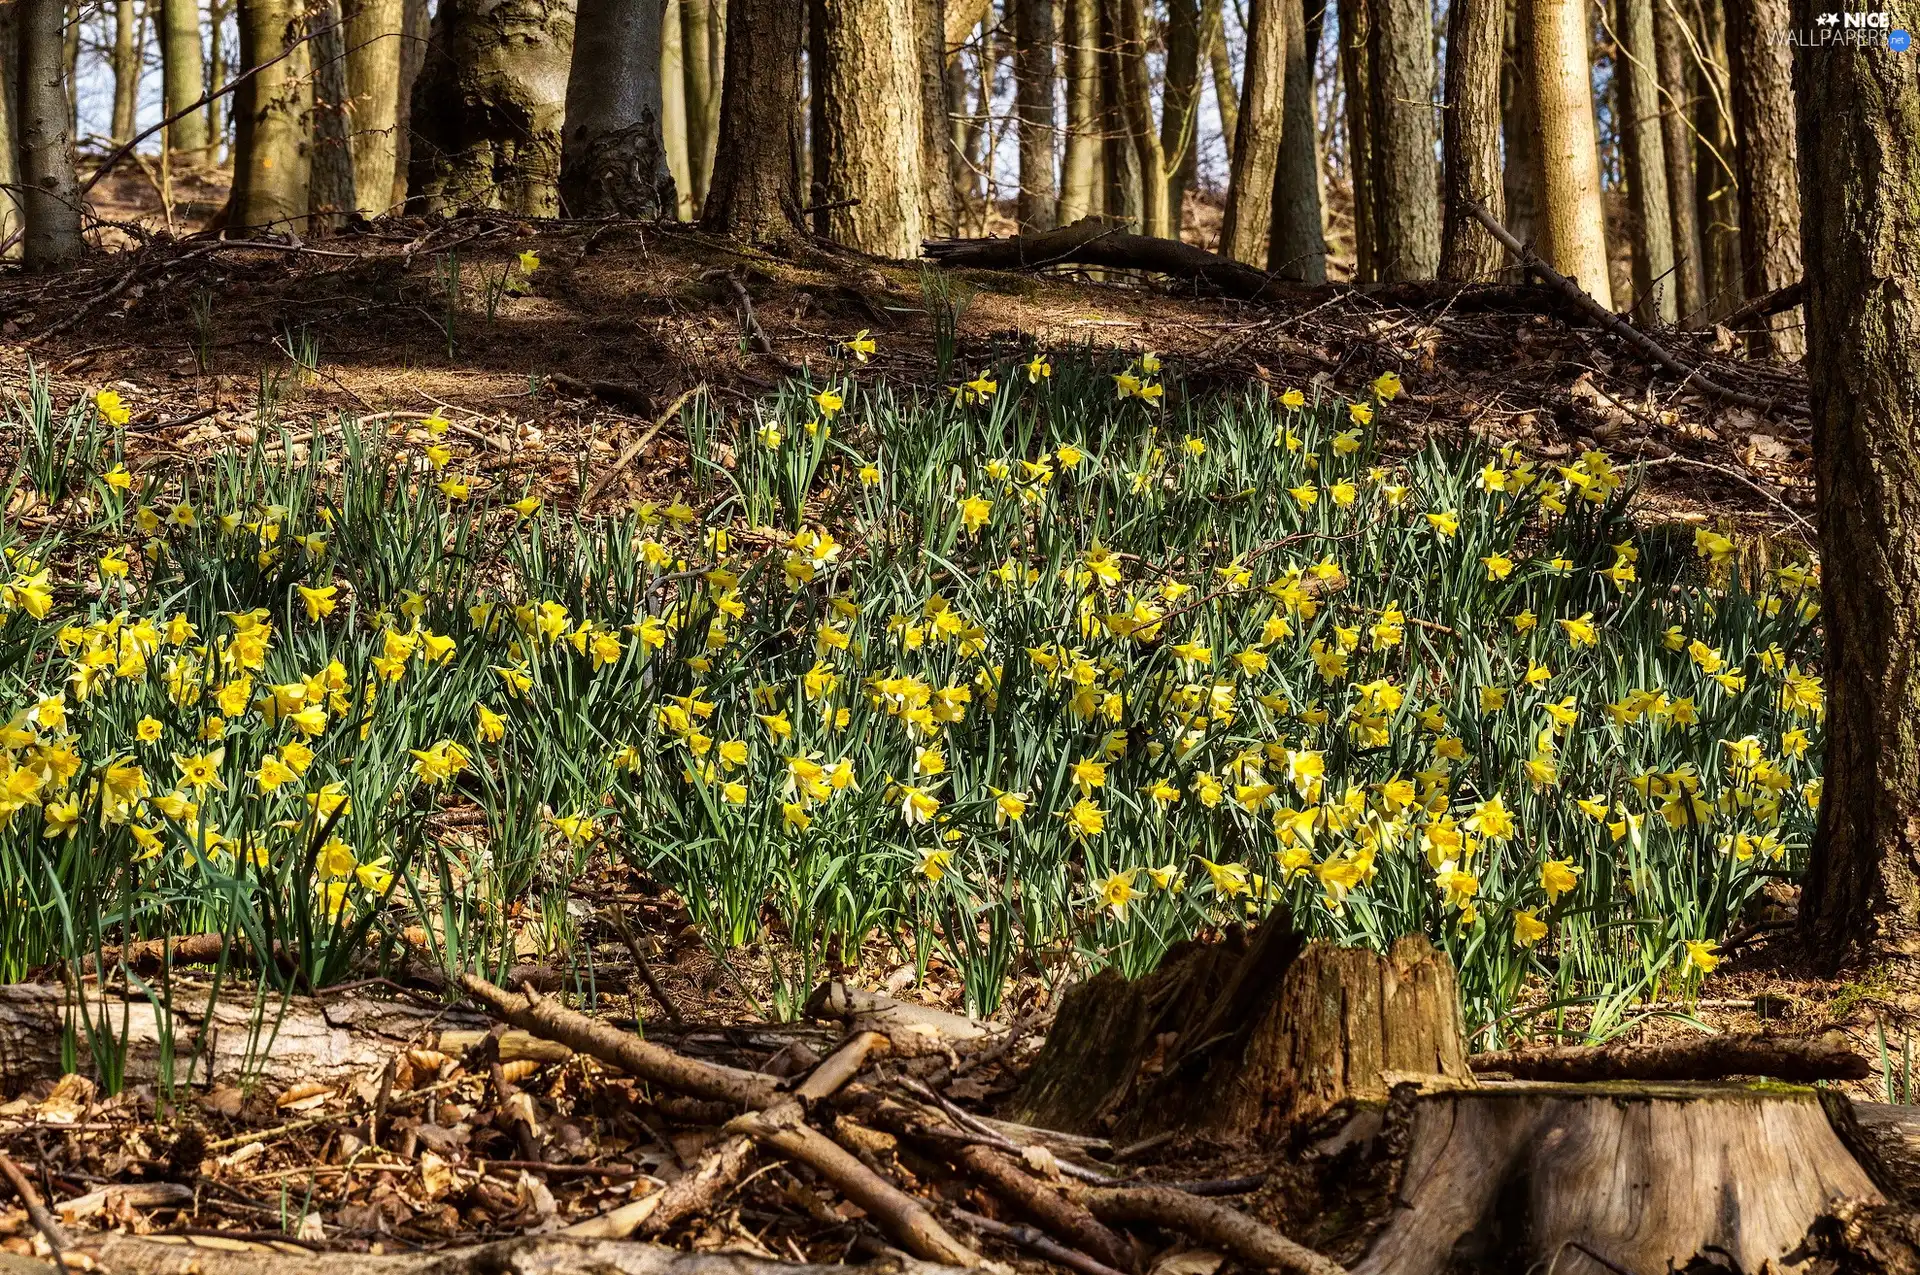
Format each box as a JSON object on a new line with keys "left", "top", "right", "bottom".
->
{"left": 308, "top": 0, "right": 357, "bottom": 232}
{"left": 206, "top": 0, "right": 226, "bottom": 153}
{"left": 62, "top": 0, "right": 78, "bottom": 137}
{"left": 915, "top": 0, "right": 959, "bottom": 235}
{"left": 0, "top": 5, "right": 20, "bottom": 259}
{"left": 1058, "top": 0, "right": 1100, "bottom": 221}
{"left": 701, "top": 0, "right": 802, "bottom": 240}
{"left": 1337, "top": 0, "right": 1373, "bottom": 280}
{"left": 1723, "top": 0, "right": 1800, "bottom": 357}
{"left": 1205, "top": 0, "right": 1236, "bottom": 148}
{"left": 344, "top": 0, "right": 404, "bottom": 216}
{"left": 1221, "top": 0, "right": 1287, "bottom": 264}
{"left": 1652, "top": 0, "right": 1703, "bottom": 321}
{"left": 18, "top": 0, "right": 81, "bottom": 268}
{"left": 1501, "top": 0, "right": 1538, "bottom": 255}
{"left": 681, "top": 0, "right": 715, "bottom": 211}
{"left": 1439, "top": 0, "right": 1503, "bottom": 279}
{"left": 661, "top": 0, "right": 692, "bottom": 217}
{"left": 1368, "top": 0, "right": 1438, "bottom": 279}
{"left": 406, "top": 0, "right": 573, "bottom": 216}
{"left": 390, "top": 0, "right": 427, "bottom": 208}
{"left": 1106, "top": 0, "right": 1167, "bottom": 237}
{"left": 1097, "top": 0, "right": 1138, "bottom": 225}
{"left": 1012, "top": 0, "right": 1057, "bottom": 230}
{"left": 1615, "top": 0, "right": 1675, "bottom": 321}
{"left": 560, "top": 0, "right": 674, "bottom": 216}
{"left": 1794, "top": 0, "right": 1920, "bottom": 970}
{"left": 815, "top": 0, "right": 925, "bottom": 255}
{"left": 160, "top": 0, "right": 208, "bottom": 153}
{"left": 1692, "top": 0, "right": 1739, "bottom": 319}
{"left": 230, "top": 0, "right": 311, "bottom": 230}
{"left": 1526, "top": 0, "right": 1611, "bottom": 307}
{"left": 111, "top": 0, "right": 141, "bottom": 145}
{"left": 1160, "top": 0, "right": 1198, "bottom": 238}
{"left": 1268, "top": 0, "right": 1323, "bottom": 278}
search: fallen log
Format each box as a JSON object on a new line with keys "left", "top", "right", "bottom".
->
{"left": 1075, "top": 1185, "right": 1346, "bottom": 1275}
{"left": 806, "top": 982, "right": 1001, "bottom": 1056}
{"left": 1468, "top": 1030, "right": 1870, "bottom": 1082}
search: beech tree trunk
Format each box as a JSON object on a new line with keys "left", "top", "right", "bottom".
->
{"left": 680, "top": 0, "right": 716, "bottom": 210}
{"left": 308, "top": 1, "right": 357, "bottom": 233}
{"left": 1500, "top": 0, "right": 1538, "bottom": 256}
{"left": 1220, "top": 0, "right": 1287, "bottom": 264}
{"left": 110, "top": 0, "right": 140, "bottom": 145}
{"left": 1724, "top": 0, "right": 1801, "bottom": 357}
{"left": 1337, "top": 0, "right": 1374, "bottom": 280}
{"left": 661, "top": 0, "right": 692, "bottom": 217}
{"left": 915, "top": 0, "right": 959, "bottom": 236}
{"left": 0, "top": 6, "right": 20, "bottom": 259}
{"left": 560, "top": 0, "right": 675, "bottom": 216}
{"left": 390, "top": 0, "right": 429, "bottom": 209}
{"left": 18, "top": 0, "right": 83, "bottom": 268}
{"left": 1106, "top": 0, "right": 1166, "bottom": 238}
{"left": 1097, "top": 0, "right": 1137, "bottom": 224}
{"left": 1652, "top": 0, "right": 1704, "bottom": 321}
{"left": 1013, "top": 0, "right": 1056, "bottom": 231}
{"left": 1057, "top": 0, "right": 1100, "bottom": 223}
{"left": 207, "top": 0, "right": 227, "bottom": 150}
{"left": 406, "top": 0, "right": 574, "bottom": 216}
{"left": 1795, "top": 0, "right": 1920, "bottom": 972}
{"left": 1614, "top": 0, "right": 1675, "bottom": 322}
{"left": 1206, "top": 0, "right": 1236, "bottom": 151}
{"left": 344, "top": 0, "right": 405, "bottom": 216}
{"left": 159, "top": 0, "right": 208, "bottom": 153}
{"left": 700, "top": 0, "right": 803, "bottom": 241}
{"left": 1526, "top": 0, "right": 1611, "bottom": 308}
{"left": 1367, "top": 0, "right": 1438, "bottom": 279}
{"left": 1160, "top": 0, "right": 1199, "bottom": 238}
{"left": 230, "top": 0, "right": 311, "bottom": 230}
{"left": 815, "top": 0, "right": 925, "bottom": 256}
{"left": 1692, "top": 0, "right": 1740, "bottom": 319}
{"left": 1438, "top": 0, "right": 1503, "bottom": 279}
{"left": 1268, "top": 0, "right": 1323, "bottom": 279}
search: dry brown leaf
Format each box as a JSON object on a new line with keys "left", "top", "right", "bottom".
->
{"left": 276, "top": 1081, "right": 335, "bottom": 1111}
{"left": 419, "top": 1150, "right": 455, "bottom": 1200}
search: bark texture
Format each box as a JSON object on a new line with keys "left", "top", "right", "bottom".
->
{"left": 815, "top": 0, "right": 925, "bottom": 255}
{"left": 1367, "top": 0, "right": 1438, "bottom": 279}
{"left": 1438, "top": 0, "right": 1503, "bottom": 279}
{"left": 1337, "top": 0, "right": 1374, "bottom": 279}
{"left": 407, "top": 0, "right": 574, "bottom": 215}
{"left": 1206, "top": 0, "right": 1237, "bottom": 149}
{"left": 1693, "top": 0, "right": 1740, "bottom": 319}
{"left": 680, "top": 0, "right": 716, "bottom": 210}
{"left": 560, "top": 0, "right": 675, "bottom": 217}
{"left": 1526, "top": 0, "right": 1611, "bottom": 307}
{"left": 344, "top": 0, "right": 406, "bottom": 215}
{"left": 1652, "top": 0, "right": 1704, "bottom": 321}
{"left": 1013, "top": 0, "right": 1057, "bottom": 231}
{"left": 661, "top": 0, "right": 691, "bottom": 216}
{"left": 1725, "top": 0, "right": 1802, "bottom": 356}
{"left": 0, "top": 6, "right": 19, "bottom": 257}
{"left": 110, "top": 0, "right": 140, "bottom": 145}
{"left": 1220, "top": 0, "right": 1288, "bottom": 264}
{"left": 1268, "top": 0, "right": 1323, "bottom": 280}
{"left": 1615, "top": 0, "right": 1676, "bottom": 321}
{"left": 1161, "top": 0, "right": 1200, "bottom": 237}
{"left": 1057, "top": 0, "right": 1101, "bottom": 223}
{"left": 18, "top": 0, "right": 83, "bottom": 268}
{"left": 1795, "top": 0, "right": 1920, "bottom": 971}
{"left": 159, "top": 0, "right": 208, "bottom": 153}
{"left": 699, "top": 0, "right": 803, "bottom": 241}
{"left": 390, "top": 0, "right": 430, "bottom": 209}
{"left": 1107, "top": 0, "right": 1167, "bottom": 236}
{"left": 1500, "top": 0, "right": 1538, "bottom": 255}
{"left": 308, "top": 0, "right": 358, "bottom": 231}
{"left": 915, "top": 0, "right": 959, "bottom": 237}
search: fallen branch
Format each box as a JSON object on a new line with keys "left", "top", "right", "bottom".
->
{"left": 0, "top": 1150, "right": 71, "bottom": 1260}
{"left": 1460, "top": 199, "right": 1789, "bottom": 414}
{"left": 1469, "top": 1031, "right": 1869, "bottom": 1083}
{"left": 947, "top": 1144, "right": 1134, "bottom": 1272}
{"left": 703, "top": 269, "right": 801, "bottom": 373}
{"left": 1076, "top": 1185, "right": 1346, "bottom": 1275}
{"left": 599, "top": 906, "right": 688, "bottom": 1027}
{"left": 952, "top": 1206, "right": 1131, "bottom": 1275}
{"left": 1721, "top": 280, "right": 1807, "bottom": 330}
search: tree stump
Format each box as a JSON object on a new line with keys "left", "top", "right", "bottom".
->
{"left": 1015, "top": 914, "right": 1472, "bottom": 1143}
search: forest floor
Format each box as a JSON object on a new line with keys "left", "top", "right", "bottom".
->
{"left": 0, "top": 176, "right": 1894, "bottom": 1268}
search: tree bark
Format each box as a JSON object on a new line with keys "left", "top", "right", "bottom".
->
{"left": 1500, "top": 0, "right": 1538, "bottom": 257}
{"left": 1337, "top": 0, "right": 1374, "bottom": 280}
{"left": 559, "top": 0, "right": 675, "bottom": 216}
{"left": 1205, "top": 0, "right": 1236, "bottom": 152}
{"left": 1220, "top": 0, "right": 1287, "bottom": 264}
{"left": 1795, "top": 0, "right": 1920, "bottom": 972}
{"left": 405, "top": 0, "right": 574, "bottom": 216}
{"left": 1652, "top": 0, "right": 1704, "bottom": 321}
{"left": 815, "top": 0, "right": 926, "bottom": 256}
{"left": 1366, "top": 0, "right": 1438, "bottom": 279}
{"left": 159, "top": 0, "right": 208, "bottom": 153}
{"left": 110, "top": 0, "right": 141, "bottom": 145}
{"left": 343, "top": 0, "right": 405, "bottom": 216}
{"left": 1161, "top": 0, "right": 1199, "bottom": 238}
{"left": 1438, "top": 0, "right": 1503, "bottom": 279}
{"left": 1096, "top": 0, "right": 1136, "bottom": 225}
{"left": 915, "top": 0, "right": 960, "bottom": 237}
{"left": 1526, "top": 0, "right": 1611, "bottom": 308}
{"left": 661, "top": 0, "right": 692, "bottom": 217}
{"left": 1268, "top": 0, "right": 1323, "bottom": 279}
{"left": 680, "top": 0, "right": 716, "bottom": 211}
{"left": 308, "top": 0, "right": 357, "bottom": 232}
{"left": 1616, "top": 0, "right": 1675, "bottom": 322}
{"left": 699, "top": 0, "right": 803, "bottom": 241}
{"left": 1013, "top": 0, "right": 1057, "bottom": 231}
{"left": 207, "top": 0, "right": 227, "bottom": 150}
{"left": 0, "top": 5, "right": 20, "bottom": 259}
{"left": 1106, "top": 0, "right": 1167, "bottom": 238}
{"left": 1692, "top": 0, "right": 1740, "bottom": 320}
{"left": 1057, "top": 0, "right": 1100, "bottom": 223}
{"left": 390, "top": 0, "right": 428, "bottom": 209}
{"left": 18, "top": 0, "right": 83, "bottom": 268}
{"left": 1724, "top": 0, "right": 1801, "bottom": 357}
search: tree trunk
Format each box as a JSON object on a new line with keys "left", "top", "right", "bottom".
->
{"left": 661, "top": 0, "right": 692, "bottom": 217}
{"left": 18, "top": 0, "right": 83, "bottom": 268}
{"left": 307, "top": 0, "right": 356, "bottom": 232}
{"left": 1096, "top": 0, "right": 1137, "bottom": 226}
{"left": 1692, "top": 0, "right": 1739, "bottom": 320}
{"left": 1438, "top": 0, "right": 1503, "bottom": 279}
{"left": 681, "top": 0, "right": 716, "bottom": 211}
{"left": 1205, "top": 0, "right": 1236, "bottom": 151}
{"left": 111, "top": 0, "right": 141, "bottom": 145}
{"left": 1268, "top": 0, "right": 1323, "bottom": 279}
{"left": 390, "top": 0, "right": 428, "bottom": 209}
{"left": 1367, "top": 0, "right": 1438, "bottom": 279}
{"left": 230, "top": 0, "right": 312, "bottom": 231}
{"left": 1795, "top": 0, "right": 1920, "bottom": 972}
{"left": 0, "top": 5, "right": 20, "bottom": 259}
{"left": 1012, "top": 0, "right": 1056, "bottom": 231}
{"left": 915, "top": 0, "right": 959, "bottom": 236}
{"left": 560, "top": 0, "right": 675, "bottom": 216}
{"left": 1057, "top": 0, "right": 1100, "bottom": 222}
{"left": 815, "top": 0, "right": 925, "bottom": 256}
{"left": 1160, "top": 0, "right": 1199, "bottom": 238}
{"left": 1337, "top": 0, "right": 1373, "bottom": 280}
{"left": 160, "top": 0, "right": 208, "bottom": 153}
{"left": 1500, "top": 0, "right": 1538, "bottom": 258}
{"left": 1106, "top": 0, "right": 1167, "bottom": 238}
{"left": 700, "top": 0, "right": 803, "bottom": 240}
{"left": 343, "top": 0, "right": 404, "bottom": 216}
{"left": 1220, "top": 0, "right": 1287, "bottom": 264}
{"left": 207, "top": 0, "right": 227, "bottom": 152}
{"left": 1526, "top": 0, "right": 1611, "bottom": 307}
{"left": 1724, "top": 0, "right": 1800, "bottom": 357}
{"left": 406, "top": 0, "right": 573, "bottom": 216}
{"left": 1615, "top": 0, "right": 1675, "bottom": 322}
{"left": 1652, "top": 0, "right": 1703, "bottom": 321}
